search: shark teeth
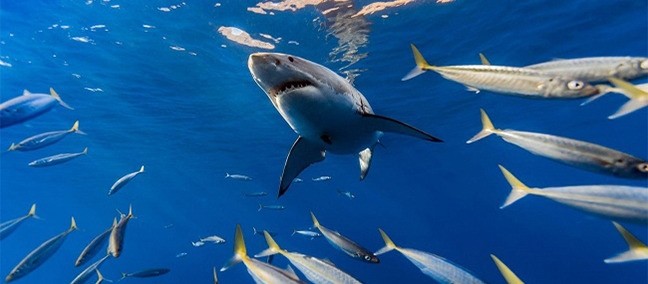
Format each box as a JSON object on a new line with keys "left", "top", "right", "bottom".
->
{"left": 273, "top": 80, "right": 313, "bottom": 96}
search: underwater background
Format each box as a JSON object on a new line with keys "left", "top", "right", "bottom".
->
{"left": 1, "top": 0, "right": 647, "bottom": 283}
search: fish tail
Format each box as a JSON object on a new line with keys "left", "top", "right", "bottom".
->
{"left": 70, "top": 120, "right": 86, "bottom": 135}
{"left": 291, "top": 230, "right": 296, "bottom": 236}
{"left": 138, "top": 165, "right": 145, "bottom": 173}
{"left": 225, "top": 173, "right": 230, "bottom": 178}
{"left": 490, "top": 254, "right": 524, "bottom": 284}
{"left": 605, "top": 77, "right": 648, "bottom": 119}
{"left": 127, "top": 204, "right": 134, "bottom": 218}
{"left": 120, "top": 272, "right": 128, "bottom": 281}
{"left": 252, "top": 227, "right": 259, "bottom": 235}
{"left": 402, "top": 44, "right": 434, "bottom": 81}
{"left": 604, "top": 222, "right": 648, "bottom": 263}
{"left": 82, "top": 147, "right": 89, "bottom": 155}
{"left": 258, "top": 204, "right": 263, "bottom": 212}
{"left": 310, "top": 211, "right": 320, "bottom": 228}
{"left": 498, "top": 165, "right": 531, "bottom": 209}
{"left": 467, "top": 109, "right": 497, "bottom": 144}
{"left": 375, "top": 228, "right": 397, "bottom": 255}
{"left": 49, "top": 88, "right": 74, "bottom": 110}
{"left": 7, "top": 143, "right": 18, "bottom": 152}
{"left": 221, "top": 224, "right": 246, "bottom": 271}
{"left": 70, "top": 216, "right": 78, "bottom": 231}
{"left": 27, "top": 203, "right": 40, "bottom": 219}
{"left": 255, "top": 231, "right": 281, "bottom": 258}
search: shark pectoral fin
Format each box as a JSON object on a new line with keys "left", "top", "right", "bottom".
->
{"left": 361, "top": 113, "right": 442, "bottom": 142}
{"left": 279, "top": 136, "right": 325, "bottom": 197}
{"left": 359, "top": 147, "right": 374, "bottom": 180}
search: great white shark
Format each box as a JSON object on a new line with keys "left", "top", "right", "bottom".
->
{"left": 248, "top": 53, "right": 442, "bottom": 197}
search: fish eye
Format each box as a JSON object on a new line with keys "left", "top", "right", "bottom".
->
{"left": 567, "top": 80, "right": 584, "bottom": 90}
{"left": 288, "top": 56, "right": 294, "bottom": 62}
{"left": 363, "top": 255, "right": 371, "bottom": 261}
{"left": 637, "top": 163, "right": 648, "bottom": 172}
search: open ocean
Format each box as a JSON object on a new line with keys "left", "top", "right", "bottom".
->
{"left": 1, "top": 0, "right": 647, "bottom": 283}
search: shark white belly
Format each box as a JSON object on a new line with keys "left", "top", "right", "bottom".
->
{"left": 248, "top": 53, "right": 441, "bottom": 197}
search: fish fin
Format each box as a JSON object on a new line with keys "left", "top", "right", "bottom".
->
{"left": 291, "top": 230, "right": 296, "bottom": 236}
{"left": 70, "top": 216, "right": 78, "bottom": 231}
{"left": 213, "top": 266, "right": 218, "bottom": 284}
{"left": 120, "top": 272, "right": 128, "bottom": 281}
{"left": 490, "top": 254, "right": 524, "bottom": 284}
{"left": 225, "top": 173, "right": 230, "bottom": 178}
{"left": 321, "top": 258, "right": 336, "bottom": 266}
{"left": 609, "top": 99, "right": 647, "bottom": 120}
{"left": 28, "top": 203, "right": 38, "bottom": 218}
{"left": 608, "top": 77, "right": 648, "bottom": 100}
{"left": 605, "top": 222, "right": 648, "bottom": 263}
{"left": 82, "top": 147, "right": 89, "bottom": 155}
{"left": 467, "top": 108, "right": 496, "bottom": 143}
{"left": 402, "top": 44, "right": 433, "bottom": 81}
{"left": 221, "top": 224, "right": 246, "bottom": 271}
{"left": 466, "top": 86, "right": 481, "bottom": 93}
{"left": 96, "top": 269, "right": 113, "bottom": 283}
{"left": 252, "top": 227, "right": 259, "bottom": 235}
{"left": 7, "top": 143, "right": 18, "bottom": 151}
{"left": 112, "top": 217, "right": 117, "bottom": 227}
{"left": 359, "top": 146, "right": 374, "bottom": 180}
{"left": 23, "top": 89, "right": 31, "bottom": 96}
{"left": 310, "top": 211, "right": 321, "bottom": 229}
{"left": 361, "top": 113, "right": 442, "bottom": 142}
{"left": 284, "top": 265, "right": 299, "bottom": 279}
{"left": 254, "top": 231, "right": 281, "bottom": 257}
{"left": 70, "top": 120, "right": 86, "bottom": 135}
{"left": 580, "top": 87, "right": 611, "bottom": 106}
{"left": 138, "top": 165, "right": 145, "bottom": 173}
{"left": 375, "top": 228, "right": 397, "bottom": 255}
{"left": 128, "top": 204, "right": 133, "bottom": 217}
{"left": 279, "top": 136, "right": 326, "bottom": 198}
{"left": 498, "top": 165, "right": 531, "bottom": 209}
{"left": 258, "top": 204, "right": 263, "bottom": 212}
{"left": 479, "top": 53, "right": 491, "bottom": 65}
{"left": 49, "top": 88, "right": 74, "bottom": 110}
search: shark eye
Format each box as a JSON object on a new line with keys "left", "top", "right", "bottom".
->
{"left": 288, "top": 56, "right": 294, "bottom": 62}
{"left": 567, "top": 80, "right": 584, "bottom": 90}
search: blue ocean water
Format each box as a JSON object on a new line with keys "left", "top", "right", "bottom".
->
{"left": 1, "top": 0, "right": 647, "bottom": 283}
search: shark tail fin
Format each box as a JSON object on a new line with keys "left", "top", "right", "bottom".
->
{"left": 607, "top": 77, "right": 648, "bottom": 119}
{"left": 50, "top": 88, "right": 74, "bottom": 110}
{"left": 498, "top": 165, "right": 531, "bottom": 209}
{"left": 491, "top": 254, "right": 524, "bottom": 284}
{"left": 467, "top": 109, "right": 497, "bottom": 144}
{"left": 479, "top": 53, "right": 492, "bottom": 65}
{"left": 604, "top": 222, "right": 648, "bottom": 263}
{"left": 375, "top": 228, "right": 397, "bottom": 255}
{"left": 221, "top": 224, "right": 246, "bottom": 271}
{"left": 402, "top": 44, "right": 433, "bottom": 81}
{"left": 310, "top": 212, "right": 320, "bottom": 229}
{"left": 255, "top": 231, "right": 281, "bottom": 258}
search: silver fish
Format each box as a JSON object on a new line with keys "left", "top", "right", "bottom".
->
{"left": 244, "top": 191, "right": 268, "bottom": 197}
{"left": 28, "top": 147, "right": 88, "bottom": 167}
{"left": 213, "top": 267, "right": 218, "bottom": 284}
{"left": 70, "top": 254, "right": 111, "bottom": 284}
{"left": 0, "top": 204, "right": 37, "bottom": 240}
{"left": 525, "top": 56, "right": 648, "bottom": 82}
{"left": 310, "top": 212, "right": 379, "bottom": 263}
{"left": 258, "top": 204, "right": 286, "bottom": 211}
{"left": 337, "top": 190, "right": 355, "bottom": 199}
{"left": 498, "top": 165, "right": 648, "bottom": 224}
{"left": 8, "top": 120, "right": 85, "bottom": 151}
{"left": 220, "top": 225, "right": 305, "bottom": 284}
{"left": 255, "top": 231, "right": 362, "bottom": 284}
{"left": 312, "top": 176, "right": 332, "bottom": 182}
{"left": 468, "top": 109, "right": 648, "bottom": 179}
{"left": 225, "top": 173, "right": 252, "bottom": 181}
{"left": 200, "top": 235, "right": 226, "bottom": 244}
{"left": 107, "top": 205, "right": 134, "bottom": 258}
{"left": 192, "top": 241, "right": 205, "bottom": 247}
{"left": 375, "top": 229, "right": 485, "bottom": 284}
{"left": 0, "top": 88, "right": 73, "bottom": 128}
{"left": 403, "top": 44, "right": 599, "bottom": 99}
{"left": 6, "top": 217, "right": 78, "bottom": 282}
{"left": 108, "top": 166, "right": 144, "bottom": 195}
{"left": 75, "top": 218, "right": 117, "bottom": 267}
{"left": 121, "top": 268, "right": 170, "bottom": 279}
{"left": 605, "top": 222, "right": 648, "bottom": 263}
{"left": 291, "top": 230, "right": 322, "bottom": 239}
{"left": 592, "top": 78, "right": 648, "bottom": 119}
{"left": 176, "top": 252, "right": 188, "bottom": 258}
{"left": 94, "top": 269, "right": 110, "bottom": 284}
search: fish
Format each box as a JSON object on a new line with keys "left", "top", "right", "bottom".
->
{"left": 225, "top": 173, "right": 253, "bottom": 181}
{"left": 70, "top": 254, "right": 111, "bottom": 284}
{"left": 403, "top": 44, "right": 599, "bottom": 99}
{"left": 337, "top": 190, "right": 355, "bottom": 199}
{"left": 75, "top": 218, "right": 117, "bottom": 267}
{"left": 467, "top": 109, "right": 648, "bottom": 179}
{"left": 310, "top": 212, "right": 379, "bottom": 263}
{"left": 121, "top": 268, "right": 170, "bottom": 279}
{"left": 176, "top": 252, "right": 188, "bottom": 258}
{"left": 192, "top": 241, "right": 205, "bottom": 247}
{"left": 244, "top": 191, "right": 268, "bottom": 197}
{"left": 200, "top": 235, "right": 226, "bottom": 244}
{"left": 108, "top": 165, "right": 145, "bottom": 195}
{"left": 525, "top": 56, "right": 648, "bottom": 82}
{"left": 94, "top": 269, "right": 110, "bottom": 284}
{"left": 490, "top": 254, "right": 524, "bottom": 284}
{"left": 5, "top": 217, "right": 78, "bottom": 282}
{"left": 375, "top": 228, "right": 485, "bottom": 283}
{"left": 28, "top": 147, "right": 88, "bottom": 167}
{"left": 8, "top": 120, "right": 85, "bottom": 152}
{"left": 255, "top": 231, "right": 362, "bottom": 284}
{"left": 258, "top": 204, "right": 286, "bottom": 211}
{"left": 291, "top": 230, "right": 322, "bottom": 239}
{"left": 248, "top": 52, "right": 441, "bottom": 197}
{"left": 605, "top": 222, "right": 648, "bottom": 263}
{"left": 220, "top": 224, "right": 305, "bottom": 284}
{"left": 498, "top": 165, "right": 648, "bottom": 224}
{"left": 0, "top": 88, "right": 74, "bottom": 128}
{"left": 107, "top": 205, "right": 134, "bottom": 258}
{"left": 0, "top": 203, "right": 38, "bottom": 240}
{"left": 312, "top": 176, "right": 332, "bottom": 182}
{"left": 293, "top": 178, "right": 303, "bottom": 183}
{"left": 213, "top": 267, "right": 218, "bottom": 284}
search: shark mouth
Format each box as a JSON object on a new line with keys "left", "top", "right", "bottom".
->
{"left": 271, "top": 80, "right": 313, "bottom": 96}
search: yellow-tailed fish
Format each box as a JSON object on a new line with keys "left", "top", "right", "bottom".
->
{"left": 0, "top": 203, "right": 38, "bottom": 240}
{"left": 525, "top": 56, "right": 648, "bottom": 82}
{"left": 311, "top": 212, "right": 379, "bottom": 263}
{"left": 107, "top": 205, "right": 134, "bottom": 258}
{"left": 490, "top": 254, "right": 524, "bottom": 284}
{"left": 468, "top": 109, "right": 648, "bottom": 179}
{"left": 498, "top": 165, "right": 648, "bottom": 224}
{"left": 605, "top": 222, "right": 648, "bottom": 264}
{"left": 403, "top": 44, "right": 599, "bottom": 99}
{"left": 75, "top": 218, "right": 117, "bottom": 267}
{"left": 6, "top": 217, "right": 78, "bottom": 282}
{"left": 28, "top": 147, "right": 88, "bottom": 167}
{"left": 255, "top": 231, "right": 362, "bottom": 284}
{"left": 375, "top": 229, "right": 485, "bottom": 284}
{"left": 8, "top": 120, "right": 85, "bottom": 151}
{"left": 220, "top": 224, "right": 305, "bottom": 284}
